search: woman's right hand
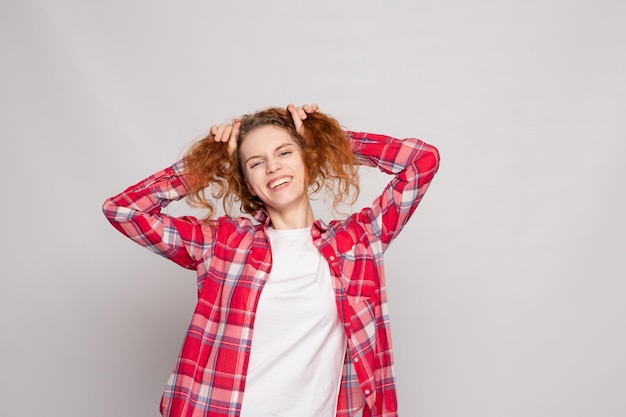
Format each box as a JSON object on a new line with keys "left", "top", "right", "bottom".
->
{"left": 210, "top": 119, "right": 240, "bottom": 156}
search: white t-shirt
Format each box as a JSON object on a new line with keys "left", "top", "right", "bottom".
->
{"left": 239, "top": 227, "right": 347, "bottom": 417}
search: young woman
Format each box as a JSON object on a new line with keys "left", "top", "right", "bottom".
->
{"left": 103, "top": 104, "right": 440, "bottom": 417}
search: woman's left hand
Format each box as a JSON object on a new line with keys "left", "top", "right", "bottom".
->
{"left": 287, "top": 103, "right": 319, "bottom": 136}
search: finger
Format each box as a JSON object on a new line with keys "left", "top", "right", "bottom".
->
{"left": 213, "top": 124, "right": 225, "bottom": 142}
{"left": 290, "top": 104, "right": 307, "bottom": 120}
{"left": 228, "top": 121, "right": 240, "bottom": 155}
{"left": 222, "top": 125, "right": 233, "bottom": 142}
{"left": 215, "top": 124, "right": 232, "bottom": 142}
{"left": 288, "top": 103, "right": 302, "bottom": 117}
{"left": 311, "top": 103, "right": 319, "bottom": 112}
{"left": 287, "top": 104, "right": 304, "bottom": 132}
{"left": 229, "top": 121, "right": 240, "bottom": 143}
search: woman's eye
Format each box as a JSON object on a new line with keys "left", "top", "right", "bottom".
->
{"left": 279, "top": 151, "right": 292, "bottom": 157}
{"left": 249, "top": 161, "right": 262, "bottom": 169}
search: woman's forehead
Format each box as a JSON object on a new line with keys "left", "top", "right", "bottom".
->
{"left": 239, "top": 125, "right": 299, "bottom": 154}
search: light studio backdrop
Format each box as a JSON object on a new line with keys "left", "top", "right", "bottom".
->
{"left": 1, "top": 1, "right": 624, "bottom": 416}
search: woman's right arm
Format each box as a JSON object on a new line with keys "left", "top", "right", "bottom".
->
{"left": 102, "top": 160, "right": 212, "bottom": 270}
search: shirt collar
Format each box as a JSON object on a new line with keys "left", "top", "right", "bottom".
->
{"left": 254, "top": 210, "right": 271, "bottom": 226}
{"left": 254, "top": 210, "right": 330, "bottom": 232}
{"left": 315, "top": 218, "right": 330, "bottom": 232}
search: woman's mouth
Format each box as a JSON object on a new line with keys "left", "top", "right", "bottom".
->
{"left": 268, "top": 177, "right": 292, "bottom": 189}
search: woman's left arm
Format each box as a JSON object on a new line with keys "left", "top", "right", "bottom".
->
{"left": 347, "top": 130, "right": 440, "bottom": 250}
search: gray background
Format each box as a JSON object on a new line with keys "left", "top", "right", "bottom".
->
{"left": 1, "top": 1, "right": 625, "bottom": 416}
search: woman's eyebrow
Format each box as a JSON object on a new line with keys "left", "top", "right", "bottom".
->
{"left": 244, "top": 143, "right": 294, "bottom": 164}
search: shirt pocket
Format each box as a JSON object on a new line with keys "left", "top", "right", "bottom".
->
{"left": 340, "top": 241, "right": 380, "bottom": 301}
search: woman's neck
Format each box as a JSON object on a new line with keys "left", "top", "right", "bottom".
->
{"left": 267, "top": 203, "right": 315, "bottom": 230}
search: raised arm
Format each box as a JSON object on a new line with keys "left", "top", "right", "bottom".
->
{"left": 102, "top": 161, "right": 212, "bottom": 270}
{"left": 102, "top": 117, "right": 244, "bottom": 269}
{"left": 347, "top": 130, "right": 440, "bottom": 251}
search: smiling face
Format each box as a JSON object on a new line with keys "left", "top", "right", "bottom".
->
{"left": 238, "top": 125, "right": 313, "bottom": 228}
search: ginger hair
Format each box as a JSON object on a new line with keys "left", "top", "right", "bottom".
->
{"left": 183, "top": 107, "right": 360, "bottom": 220}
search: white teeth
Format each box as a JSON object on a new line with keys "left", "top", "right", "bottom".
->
{"left": 269, "top": 178, "right": 291, "bottom": 189}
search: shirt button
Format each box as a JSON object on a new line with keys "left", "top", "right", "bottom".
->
{"left": 329, "top": 255, "right": 335, "bottom": 261}
{"left": 364, "top": 389, "right": 371, "bottom": 396}
{"left": 353, "top": 357, "right": 359, "bottom": 363}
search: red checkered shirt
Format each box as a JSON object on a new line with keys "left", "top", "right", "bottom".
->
{"left": 103, "top": 131, "right": 440, "bottom": 417}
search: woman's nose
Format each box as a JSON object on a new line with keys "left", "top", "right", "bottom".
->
{"left": 266, "top": 158, "right": 281, "bottom": 174}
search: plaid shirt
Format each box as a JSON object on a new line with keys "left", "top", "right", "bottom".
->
{"left": 103, "top": 131, "right": 440, "bottom": 417}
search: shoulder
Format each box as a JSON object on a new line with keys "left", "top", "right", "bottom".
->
{"left": 321, "top": 212, "right": 377, "bottom": 250}
{"left": 214, "top": 214, "right": 261, "bottom": 232}
{"left": 210, "top": 214, "right": 267, "bottom": 243}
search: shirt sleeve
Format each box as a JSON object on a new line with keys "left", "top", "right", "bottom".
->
{"left": 102, "top": 160, "right": 213, "bottom": 270}
{"left": 346, "top": 130, "right": 440, "bottom": 251}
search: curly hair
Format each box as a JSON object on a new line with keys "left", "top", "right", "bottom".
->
{"left": 183, "top": 107, "right": 360, "bottom": 220}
